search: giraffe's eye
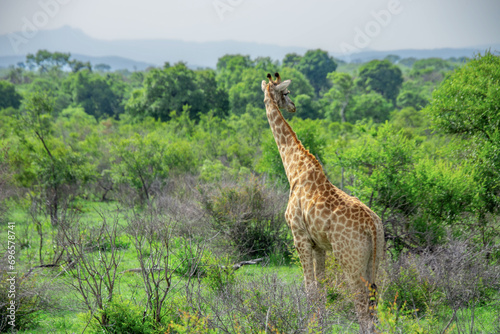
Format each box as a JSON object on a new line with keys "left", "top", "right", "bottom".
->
{"left": 284, "top": 91, "right": 290, "bottom": 96}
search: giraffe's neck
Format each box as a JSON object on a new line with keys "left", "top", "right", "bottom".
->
{"left": 264, "top": 99, "right": 320, "bottom": 186}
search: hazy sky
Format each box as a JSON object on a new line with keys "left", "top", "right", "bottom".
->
{"left": 1, "top": 0, "right": 499, "bottom": 53}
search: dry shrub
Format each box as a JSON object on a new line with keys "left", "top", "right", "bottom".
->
{"left": 191, "top": 272, "right": 355, "bottom": 333}
{"left": 199, "top": 176, "right": 290, "bottom": 259}
{"left": 160, "top": 174, "right": 211, "bottom": 238}
{"left": 381, "top": 238, "right": 500, "bottom": 331}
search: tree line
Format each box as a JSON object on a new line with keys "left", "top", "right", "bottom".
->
{"left": 1, "top": 49, "right": 499, "bottom": 253}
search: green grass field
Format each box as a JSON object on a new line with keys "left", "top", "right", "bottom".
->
{"left": 2, "top": 199, "right": 499, "bottom": 333}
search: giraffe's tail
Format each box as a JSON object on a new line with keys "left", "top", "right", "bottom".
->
{"left": 368, "top": 214, "right": 383, "bottom": 308}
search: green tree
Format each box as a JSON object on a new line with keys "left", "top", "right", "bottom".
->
{"left": 126, "top": 63, "right": 205, "bottom": 121}
{"left": 410, "top": 58, "right": 455, "bottom": 84}
{"left": 321, "top": 72, "right": 355, "bottom": 122}
{"left": 66, "top": 70, "right": 124, "bottom": 119}
{"left": 412, "top": 58, "right": 455, "bottom": 72}
{"left": 332, "top": 124, "right": 477, "bottom": 250}
{"left": 278, "top": 67, "right": 315, "bottom": 97}
{"left": 195, "top": 69, "right": 230, "bottom": 118}
{"left": 26, "top": 50, "right": 71, "bottom": 73}
{"left": 227, "top": 67, "right": 267, "bottom": 115}
{"left": 296, "top": 49, "right": 337, "bottom": 94}
{"left": 282, "top": 53, "right": 302, "bottom": 68}
{"left": 26, "top": 77, "right": 72, "bottom": 114}
{"left": 427, "top": 52, "right": 500, "bottom": 138}
{"left": 347, "top": 92, "right": 394, "bottom": 123}
{"left": 216, "top": 54, "right": 253, "bottom": 90}
{"left": 3, "top": 66, "right": 30, "bottom": 85}
{"left": 69, "top": 59, "right": 92, "bottom": 73}
{"left": 0, "top": 80, "right": 22, "bottom": 109}
{"left": 396, "top": 90, "right": 429, "bottom": 110}
{"left": 253, "top": 56, "right": 280, "bottom": 71}
{"left": 15, "top": 92, "right": 93, "bottom": 225}
{"left": 110, "top": 132, "right": 169, "bottom": 201}
{"left": 389, "top": 106, "right": 429, "bottom": 138}
{"left": 426, "top": 51, "right": 500, "bottom": 242}
{"left": 357, "top": 59, "right": 403, "bottom": 102}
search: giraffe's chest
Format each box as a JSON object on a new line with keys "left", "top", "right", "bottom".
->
{"left": 288, "top": 191, "right": 333, "bottom": 249}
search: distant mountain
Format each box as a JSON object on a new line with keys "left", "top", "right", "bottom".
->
{"left": 1, "top": 26, "right": 498, "bottom": 70}
{"left": 0, "top": 26, "right": 308, "bottom": 69}
{"left": 0, "top": 54, "right": 153, "bottom": 71}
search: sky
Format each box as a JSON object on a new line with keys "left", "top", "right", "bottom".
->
{"left": 1, "top": 0, "right": 499, "bottom": 54}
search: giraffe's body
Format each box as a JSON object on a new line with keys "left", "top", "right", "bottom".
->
{"left": 261, "top": 74, "right": 384, "bottom": 333}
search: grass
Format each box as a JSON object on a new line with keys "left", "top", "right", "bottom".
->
{"left": 2, "top": 198, "right": 499, "bottom": 333}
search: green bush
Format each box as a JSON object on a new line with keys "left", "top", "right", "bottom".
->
{"left": 83, "top": 298, "right": 155, "bottom": 334}
{"left": 172, "top": 237, "right": 205, "bottom": 278}
{"left": 203, "top": 253, "right": 236, "bottom": 292}
{"left": 167, "top": 311, "right": 217, "bottom": 334}
{"left": 0, "top": 272, "right": 46, "bottom": 332}
{"left": 376, "top": 294, "right": 433, "bottom": 334}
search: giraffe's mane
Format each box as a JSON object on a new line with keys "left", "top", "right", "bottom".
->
{"left": 266, "top": 85, "right": 324, "bottom": 173}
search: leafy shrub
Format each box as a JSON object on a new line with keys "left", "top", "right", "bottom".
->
{"left": 83, "top": 298, "right": 155, "bottom": 334}
{"left": 203, "top": 253, "right": 236, "bottom": 292}
{"left": 376, "top": 294, "right": 432, "bottom": 334}
{"left": 172, "top": 237, "right": 205, "bottom": 278}
{"left": 167, "top": 311, "right": 217, "bottom": 334}
{"left": 0, "top": 270, "right": 48, "bottom": 332}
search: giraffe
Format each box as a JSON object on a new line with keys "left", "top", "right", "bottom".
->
{"left": 261, "top": 73, "right": 385, "bottom": 333}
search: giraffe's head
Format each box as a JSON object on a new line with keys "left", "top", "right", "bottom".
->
{"left": 261, "top": 72, "right": 296, "bottom": 113}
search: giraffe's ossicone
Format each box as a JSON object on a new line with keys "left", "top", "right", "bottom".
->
{"left": 261, "top": 73, "right": 385, "bottom": 334}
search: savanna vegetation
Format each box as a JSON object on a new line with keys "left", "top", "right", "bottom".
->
{"left": 0, "top": 49, "right": 499, "bottom": 333}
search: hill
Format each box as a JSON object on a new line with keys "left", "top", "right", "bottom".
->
{"left": 1, "top": 26, "right": 497, "bottom": 69}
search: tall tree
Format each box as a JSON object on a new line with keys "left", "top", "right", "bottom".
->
{"left": 26, "top": 50, "right": 71, "bottom": 73}
{"left": 426, "top": 51, "right": 500, "bottom": 244}
{"left": 126, "top": 63, "right": 220, "bottom": 121}
{"left": 357, "top": 59, "right": 403, "bottom": 102}
{"left": 322, "top": 72, "right": 355, "bottom": 123}
{"left": 17, "top": 92, "right": 92, "bottom": 225}
{"left": 216, "top": 54, "right": 253, "bottom": 90}
{"left": 296, "top": 49, "right": 337, "bottom": 94}
{"left": 66, "top": 70, "right": 124, "bottom": 119}
{"left": 0, "top": 81, "right": 22, "bottom": 109}
{"left": 282, "top": 53, "right": 302, "bottom": 68}
{"left": 195, "top": 69, "right": 230, "bottom": 118}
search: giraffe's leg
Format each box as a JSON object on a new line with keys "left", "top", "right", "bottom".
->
{"left": 312, "top": 246, "right": 327, "bottom": 319}
{"left": 294, "top": 235, "right": 316, "bottom": 291}
{"left": 312, "top": 246, "right": 326, "bottom": 285}
{"left": 286, "top": 201, "right": 316, "bottom": 291}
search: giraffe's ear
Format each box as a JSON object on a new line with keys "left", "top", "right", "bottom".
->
{"left": 276, "top": 80, "right": 291, "bottom": 92}
{"left": 261, "top": 80, "right": 268, "bottom": 92}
